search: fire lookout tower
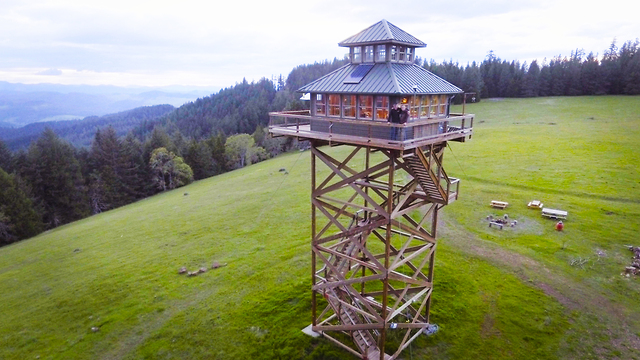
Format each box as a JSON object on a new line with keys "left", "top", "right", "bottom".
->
{"left": 269, "top": 20, "right": 474, "bottom": 360}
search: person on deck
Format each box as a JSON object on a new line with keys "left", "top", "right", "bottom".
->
{"left": 389, "top": 103, "right": 402, "bottom": 140}
{"left": 399, "top": 104, "right": 409, "bottom": 140}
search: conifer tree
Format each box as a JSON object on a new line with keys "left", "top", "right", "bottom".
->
{"left": 20, "top": 129, "right": 88, "bottom": 228}
{"left": 0, "top": 168, "right": 43, "bottom": 244}
{"left": 0, "top": 140, "right": 12, "bottom": 173}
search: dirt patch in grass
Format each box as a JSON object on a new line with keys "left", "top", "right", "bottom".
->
{"left": 536, "top": 283, "right": 580, "bottom": 312}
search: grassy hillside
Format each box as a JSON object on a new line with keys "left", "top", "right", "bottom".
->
{"left": 1, "top": 96, "right": 639, "bottom": 359}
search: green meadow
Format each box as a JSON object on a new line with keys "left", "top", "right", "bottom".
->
{"left": 1, "top": 96, "right": 639, "bottom": 359}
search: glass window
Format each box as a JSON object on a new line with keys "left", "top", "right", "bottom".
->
{"left": 410, "top": 95, "right": 419, "bottom": 119}
{"left": 375, "top": 96, "right": 389, "bottom": 121}
{"left": 420, "top": 95, "right": 430, "bottom": 118}
{"left": 399, "top": 46, "right": 405, "bottom": 62}
{"left": 376, "top": 45, "right": 386, "bottom": 61}
{"left": 358, "top": 95, "right": 373, "bottom": 119}
{"left": 431, "top": 95, "right": 439, "bottom": 117}
{"left": 353, "top": 47, "right": 361, "bottom": 63}
{"left": 315, "top": 94, "right": 326, "bottom": 116}
{"left": 407, "top": 48, "right": 413, "bottom": 63}
{"left": 328, "top": 94, "right": 341, "bottom": 116}
{"left": 364, "top": 46, "right": 374, "bottom": 62}
{"left": 343, "top": 95, "right": 356, "bottom": 118}
{"left": 390, "top": 45, "right": 397, "bottom": 61}
{"left": 439, "top": 95, "right": 447, "bottom": 115}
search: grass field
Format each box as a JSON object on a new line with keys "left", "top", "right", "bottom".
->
{"left": 1, "top": 96, "right": 639, "bottom": 359}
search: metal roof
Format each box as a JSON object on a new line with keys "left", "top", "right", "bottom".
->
{"left": 338, "top": 20, "right": 426, "bottom": 48}
{"left": 298, "top": 63, "right": 462, "bottom": 95}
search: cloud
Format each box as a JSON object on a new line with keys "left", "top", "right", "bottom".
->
{"left": 36, "top": 68, "right": 62, "bottom": 76}
{"left": 0, "top": 0, "right": 638, "bottom": 88}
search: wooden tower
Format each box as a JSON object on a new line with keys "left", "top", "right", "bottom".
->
{"left": 269, "top": 20, "right": 474, "bottom": 360}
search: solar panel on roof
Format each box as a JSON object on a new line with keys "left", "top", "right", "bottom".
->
{"left": 344, "top": 64, "right": 374, "bottom": 84}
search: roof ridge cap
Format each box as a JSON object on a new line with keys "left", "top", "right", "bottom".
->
{"left": 387, "top": 62, "right": 401, "bottom": 93}
{"left": 381, "top": 19, "right": 393, "bottom": 40}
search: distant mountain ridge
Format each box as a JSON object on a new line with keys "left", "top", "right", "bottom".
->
{"left": 0, "top": 81, "right": 218, "bottom": 128}
{"left": 0, "top": 104, "right": 176, "bottom": 150}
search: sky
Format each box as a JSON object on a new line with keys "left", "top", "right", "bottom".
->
{"left": 1, "top": 0, "right": 638, "bottom": 90}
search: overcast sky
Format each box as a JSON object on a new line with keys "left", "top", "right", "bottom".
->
{"left": 1, "top": 0, "right": 638, "bottom": 90}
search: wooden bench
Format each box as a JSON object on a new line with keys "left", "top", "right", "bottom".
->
{"left": 489, "top": 221, "right": 504, "bottom": 229}
{"left": 541, "top": 208, "right": 568, "bottom": 219}
{"left": 490, "top": 200, "right": 508, "bottom": 209}
{"left": 527, "top": 200, "right": 543, "bottom": 209}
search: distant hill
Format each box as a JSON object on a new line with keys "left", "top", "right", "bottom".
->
{"left": 134, "top": 58, "right": 349, "bottom": 140}
{"left": 0, "top": 81, "right": 217, "bottom": 128}
{"left": 0, "top": 104, "right": 175, "bottom": 150}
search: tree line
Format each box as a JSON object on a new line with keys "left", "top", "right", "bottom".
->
{"left": 425, "top": 39, "right": 640, "bottom": 99}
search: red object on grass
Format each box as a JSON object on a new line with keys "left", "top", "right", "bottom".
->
{"left": 555, "top": 221, "right": 564, "bottom": 231}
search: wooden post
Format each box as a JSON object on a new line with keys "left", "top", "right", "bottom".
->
{"left": 379, "top": 150, "right": 395, "bottom": 360}
{"left": 311, "top": 141, "right": 317, "bottom": 327}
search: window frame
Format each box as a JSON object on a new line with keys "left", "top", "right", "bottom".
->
{"left": 352, "top": 46, "right": 362, "bottom": 63}
{"left": 328, "top": 94, "right": 341, "bottom": 117}
{"left": 358, "top": 95, "right": 373, "bottom": 120}
{"left": 420, "top": 95, "right": 430, "bottom": 118}
{"left": 376, "top": 45, "right": 386, "bottom": 62}
{"left": 363, "top": 45, "right": 374, "bottom": 63}
{"left": 315, "top": 93, "right": 326, "bottom": 116}
{"left": 374, "top": 95, "right": 389, "bottom": 121}
{"left": 343, "top": 95, "right": 356, "bottom": 118}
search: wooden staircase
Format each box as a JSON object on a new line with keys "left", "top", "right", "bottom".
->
{"left": 404, "top": 147, "right": 458, "bottom": 205}
{"left": 323, "top": 222, "right": 391, "bottom": 359}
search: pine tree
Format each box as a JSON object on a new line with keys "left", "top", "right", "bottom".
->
{"left": 20, "top": 129, "right": 89, "bottom": 228}
{"left": 0, "top": 168, "right": 43, "bottom": 244}
{"left": 184, "top": 140, "right": 216, "bottom": 180}
{"left": 88, "top": 126, "right": 139, "bottom": 213}
{"left": 581, "top": 52, "right": 605, "bottom": 95}
{"left": 0, "top": 140, "right": 13, "bottom": 173}
{"left": 207, "top": 132, "right": 227, "bottom": 174}
{"left": 121, "top": 133, "right": 149, "bottom": 198}
{"left": 522, "top": 60, "right": 540, "bottom": 97}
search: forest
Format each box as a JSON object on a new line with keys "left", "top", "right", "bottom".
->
{"left": 0, "top": 39, "right": 638, "bottom": 245}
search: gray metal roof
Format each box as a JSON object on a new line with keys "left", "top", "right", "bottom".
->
{"left": 338, "top": 20, "right": 426, "bottom": 47}
{"left": 298, "top": 63, "right": 462, "bottom": 95}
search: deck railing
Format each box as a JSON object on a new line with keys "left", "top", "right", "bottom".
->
{"left": 269, "top": 110, "right": 473, "bottom": 145}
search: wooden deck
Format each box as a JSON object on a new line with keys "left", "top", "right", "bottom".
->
{"left": 269, "top": 110, "right": 474, "bottom": 150}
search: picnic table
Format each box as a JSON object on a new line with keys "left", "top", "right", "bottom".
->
{"left": 541, "top": 208, "right": 568, "bottom": 219}
{"left": 490, "top": 200, "right": 508, "bottom": 209}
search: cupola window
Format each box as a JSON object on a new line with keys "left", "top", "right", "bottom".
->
{"left": 353, "top": 47, "right": 361, "bottom": 63}
{"left": 376, "top": 45, "right": 386, "bottom": 61}
{"left": 364, "top": 46, "right": 374, "bottom": 62}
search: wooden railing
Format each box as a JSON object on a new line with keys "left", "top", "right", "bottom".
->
{"left": 269, "top": 110, "right": 473, "bottom": 144}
